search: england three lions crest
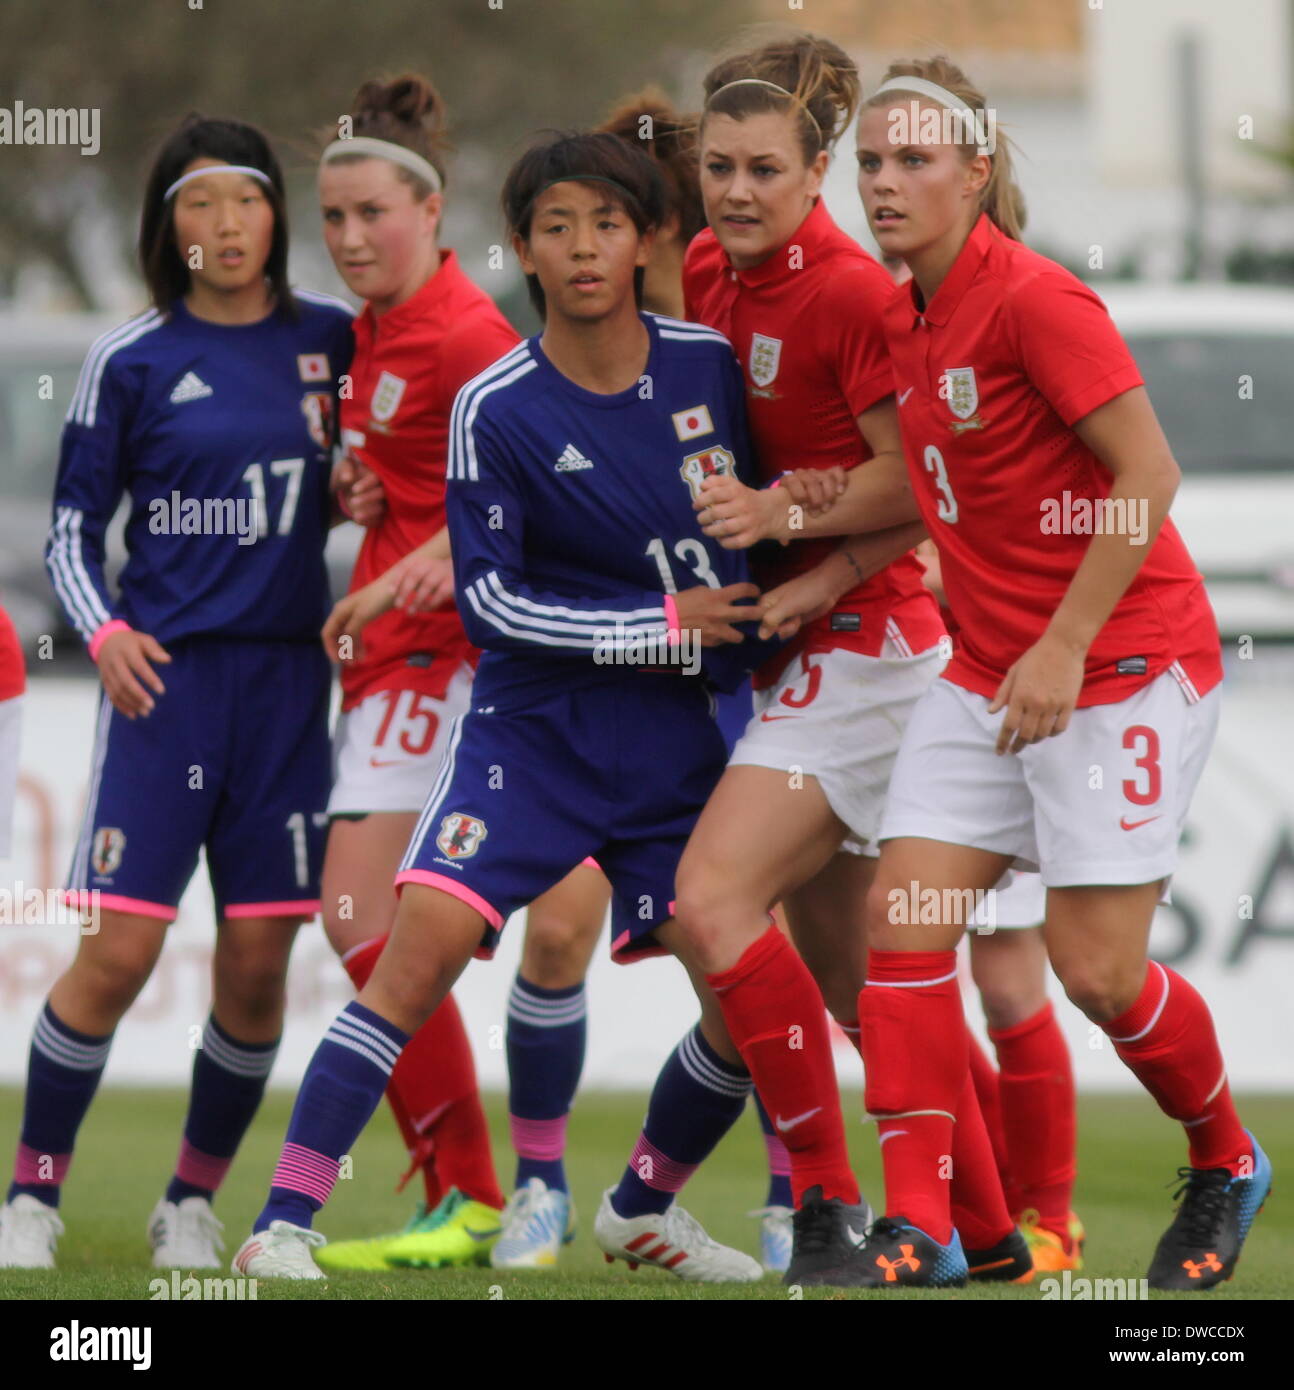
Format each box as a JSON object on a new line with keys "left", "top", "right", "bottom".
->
{"left": 749, "top": 333, "right": 782, "bottom": 389}
{"left": 436, "top": 812, "right": 487, "bottom": 860}
{"left": 680, "top": 446, "right": 736, "bottom": 501}
{"left": 939, "top": 366, "right": 986, "bottom": 433}
{"left": 370, "top": 370, "right": 407, "bottom": 426}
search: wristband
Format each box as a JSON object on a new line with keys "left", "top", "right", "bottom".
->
{"left": 663, "top": 593, "right": 681, "bottom": 646}
{"left": 88, "top": 619, "right": 132, "bottom": 663}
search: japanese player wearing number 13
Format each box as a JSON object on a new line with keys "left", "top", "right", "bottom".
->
{"left": 234, "top": 129, "right": 867, "bottom": 1283}
{"left": 767, "top": 55, "right": 1270, "bottom": 1289}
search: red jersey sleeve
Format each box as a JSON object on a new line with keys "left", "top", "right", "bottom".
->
{"left": 1004, "top": 269, "right": 1144, "bottom": 428}
{"left": 821, "top": 266, "right": 898, "bottom": 419}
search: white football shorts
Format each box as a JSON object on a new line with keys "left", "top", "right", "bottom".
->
{"left": 727, "top": 641, "right": 945, "bottom": 856}
{"left": 881, "top": 669, "right": 1220, "bottom": 887}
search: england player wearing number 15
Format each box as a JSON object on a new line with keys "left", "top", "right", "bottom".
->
{"left": 234, "top": 130, "right": 852, "bottom": 1281}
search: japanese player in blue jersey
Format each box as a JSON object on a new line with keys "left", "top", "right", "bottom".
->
{"left": 236, "top": 130, "right": 864, "bottom": 1285}
{"left": 0, "top": 115, "right": 379, "bottom": 1274}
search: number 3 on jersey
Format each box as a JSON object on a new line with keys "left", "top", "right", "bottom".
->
{"left": 923, "top": 445, "right": 958, "bottom": 524}
{"left": 645, "top": 536, "right": 721, "bottom": 592}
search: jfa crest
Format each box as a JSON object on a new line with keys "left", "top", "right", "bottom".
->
{"left": 749, "top": 333, "right": 782, "bottom": 388}
{"left": 91, "top": 827, "right": 126, "bottom": 877}
{"left": 680, "top": 446, "right": 736, "bottom": 501}
{"left": 370, "top": 371, "right": 407, "bottom": 424}
{"left": 300, "top": 391, "right": 335, "bottom": 450}
{"left": 436, "top": 813, "right": 487, "bottom": 860}
{"left": 939, "top": 366, "right": 983, "bottom": 427}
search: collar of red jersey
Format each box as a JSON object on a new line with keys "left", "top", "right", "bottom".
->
{"left": 357, "top": 247, "right": 459, "bottom": 336}
{"left": 906, "top": 212, "right": 995, "bottom": 327}
{"left": 728, "top": 195, "right": 836, "bottom": 289}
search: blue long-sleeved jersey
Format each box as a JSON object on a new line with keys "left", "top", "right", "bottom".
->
{"left": 446, "top": 312, "right": 781, "bottom": 707}
{"left": 46, "top": 291, "right": 353, "bottom": 648}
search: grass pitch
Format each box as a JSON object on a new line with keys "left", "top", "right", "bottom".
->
{"left": 0, "top": 1088, "right": 1287, "bottom": 1301}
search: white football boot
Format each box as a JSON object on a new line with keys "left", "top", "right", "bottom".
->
{"left": 147, "top": 1196, "right": 224, "bottom": 1268}
{"left": 749, "top": 1204, "right": 794, "bottom": 1274}
{"left": 594, "top": 1188, "right": 762, "bottom": 1283}
{"left": 231, "top": 1220, "right": 327, "bottom": 1279}
{"left": 491, "top": 1177, "right": 576, "bottom": 1269}
{"left": 0, "top": 1194, "right": 64, "bottom": 1268}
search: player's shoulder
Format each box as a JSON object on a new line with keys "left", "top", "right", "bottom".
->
{"left": 289, "top": 287, "right": 356, "bottom": 331}
{"left": 452, "top": 339, "right": 541, "bottom": 426}
{"left": 66, "top": 308, "right": 168, "bottom": 426}
{"left": 683, "top": 226, "right": 725, "bottom": 276}
{"left": 648, "top": 311, "right": 736, "bottom": 364}
{"left": 815, "top": 249, "right": 902, "bottom": 318}
{"left": 992, "top": 239, "right": 1116, "bottom": 328}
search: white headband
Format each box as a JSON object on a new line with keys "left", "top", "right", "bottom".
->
{"left": 320, "top": 136, "right": 443, "bottom": 193}
{"left": 164, "top": 164, "right": 273, "bottom": 201}
{"left": 870, "top": 75, "right": 992, "bottom": 155}
{"left": 706, "top": 78, "right": 823, "bottom": 144}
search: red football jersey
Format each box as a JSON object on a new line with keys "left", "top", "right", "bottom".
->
{"left": 0, "top": 602, "right": 25, "bottom": 701}
{"left": 340, "top": 250, "right": 520, "bottom": 710}
{"left": 882, "top": 213, "right": 1222, "bottom": 707}
{"left": 684, "top": 197, "right": 942, "bottom": 685}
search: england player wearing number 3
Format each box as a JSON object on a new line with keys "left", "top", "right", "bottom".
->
{"left": 785, "top": 56, "right": 1270, "bottom": 1289}
{"left": 234, "top": 129, "right": 869, "bottom": 1282}
{"left": 0, "top": 116, "right": 356, "bottom": 1271}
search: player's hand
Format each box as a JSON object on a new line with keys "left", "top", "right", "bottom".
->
{"left": 332, "top": 454, "right": 386, "bottom": 529}
{"left": 781, "top": 465, "right": 847, "bottom": 521}
{"left": 389, "top": 550, "right": 455, "bottom": 614}
{"left": 672, "top": 582, "right": 761, "bottom": 647}
{"left": 322, "top": 581, "right": 396, "bottom": 664}
{"left": 988, "top": 633, "right": 1086, "bottom": 755}
{"left": 754, "top": 569, "right": 839, "bottom": 642}
{"left": 694, "top": 475, "right": 781, "bottom": 549}
{"left": 97, "top": 629, "right": 171, "bottom": 719}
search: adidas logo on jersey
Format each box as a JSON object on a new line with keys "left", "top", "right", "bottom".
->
{"left": 169, "top": 372, "right": 213, "bottom": 404}
{"left": 554, "top": 443, "right": 594, "bottom": 472}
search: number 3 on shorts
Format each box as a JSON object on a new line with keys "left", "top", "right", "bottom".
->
{"left": 1122, "top": 724, "right": 1162, "bottom": 805}
{"left": 923, "top": 445, "right": 958, "bottom": 524}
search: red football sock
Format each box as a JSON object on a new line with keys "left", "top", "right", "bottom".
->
{"left": 858, "top": 950, "right": 964, "bottom": 1245}
{"left": 342, "top": 935, "right": 503, "bottom": 1209}
{"left": 990, "top": 1001, "right": 1075, "bottom": 1242}
{"left": 967, "top": 1029, "right": 1017, "bottom": 1210}
{"left": 950, "top": 1056, "right": 1015, "bottom": 1250}
{"left": 1102, "top": 962, "right": 1250, "bottom": 1174}
{"left": 706, "top": 926, "right": 858, "bottom": 1207}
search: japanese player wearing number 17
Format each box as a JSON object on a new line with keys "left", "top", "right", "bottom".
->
{"left": 714, "top": 55, "right": 1269, "bottom": 1289}
{"left": 235, "top": 129, "right": 869, "bottom": 1283}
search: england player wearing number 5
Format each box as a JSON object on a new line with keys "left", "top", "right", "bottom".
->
{"left": 0, "top": 117, "right": 365, "bottom": 1271}
{"left": 234, "top": 129, "right": 867, "bottom": 1283}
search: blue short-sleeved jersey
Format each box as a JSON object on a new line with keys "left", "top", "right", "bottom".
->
{"left": 46, "top": 290, "right": 353, "bottom": 647}
{"left": 446, "top": 312, "right": 780, "bottom": 706}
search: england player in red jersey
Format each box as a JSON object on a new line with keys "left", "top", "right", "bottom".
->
{"left": 631, "top": 30, "right": 1029, "bottom": 1282}
{"left": 921, "top": 541, "right": 1083, "bottom": 1273}
{"left": 795, "top": 55, "right": 1268, "bottom": 1288}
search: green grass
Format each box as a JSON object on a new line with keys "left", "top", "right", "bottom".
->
{"left": 0, "top": 1088, "right": 1288, "bottom": 1300}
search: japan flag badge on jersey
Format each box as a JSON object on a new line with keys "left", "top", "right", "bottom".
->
{"left": 371, "top": 371, "right": 407, "bottom": 424}
{"left": 672, "top": 404, "right": 714, "bottom": 441}
{"left": 298, "top": 353, "right": 330, "bottom": 382}
{"left": 680, "top": 445, "right": 736, "bottom": 501}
